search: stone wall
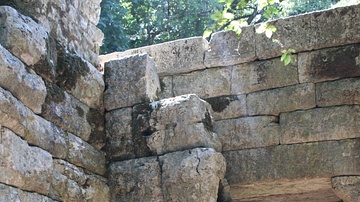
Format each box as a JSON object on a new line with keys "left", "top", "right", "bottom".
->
{"left": 0, "top": 1, "right": 109, "bottom": 201}
{"left": 101, "top": 4, "right": 360, "bottom": 202}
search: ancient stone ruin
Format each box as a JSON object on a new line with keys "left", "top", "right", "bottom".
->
{"left": 0, "top": 0, "right": 360, "bottom": 201}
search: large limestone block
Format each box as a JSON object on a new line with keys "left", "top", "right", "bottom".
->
{"left": 247, "top": 83, "right": 316, "bottom": 116}
{"left": 100, "top": 37, "right": 208, "bottom": 76}
{"left": 42, "top": 83, "right": 92, "bottom": 142}
{"left": 0, "top": 183, "right": 55, "bottom": 202}
{"left": 280, "top": 106, "right": 360, "bottom": 144}
{"left": 0, "top": 127, "right": 53, "bottom": 195}
{"left": 298, "top": 43, "right": 360, "bottom": 83}
{"left": 224, "top": 139, "right": 360, "bottom": 185}
{"left": 57, "top": 51, "right": 105, "bottom": 109}
{"left": 332, "top": 176, "right": 360, "bottom": 202}
{"left": 105, "top": 107, "right": 135, "bottom": 160}
{"left": 206, "top": 95, "right": 247, "bottom": 121}
{"left": 204, "top": 28, "right": 256, "bottom": 67}
{"left": 231, "top": 57, "right": 298, "bottom": 94}
{"left": 0, "top": 6, "right": 48, "bottom": 66}
{"left": 158, "top": 76, "right": 173, "bottom": 100}
{"left": 317, "top": 78, "right": 360, "bottom": 107}
{"left": 214, "top": 116, "right": 280, "bottom": 151}
{"left": 109, "top": 157, "right": 163, "bottom": 202}
{"left": 255, "top": 4, "right": 360, "bottom": 59}
{"left": 173, "top": 67, "right": 231, "bottom": 99}
{"left": 147, "top": 94, "right": 221, "bottom": 155}
{"left": 104, "top": 54, "right": 161, "bottom": 110}
{"left": 160, "top": 148, "right": 226, "bottom": 202}
{"left": 67, "top": 133, "right": 106, "bottom": 175}
{"left": 50, "top": 159, "right": 110, "bottom": 202}
{"left": 0, "top": 87, "right": 27, "bottom": 135}
{"left": 0, "top": 45, "right": 46, "bottom": 114}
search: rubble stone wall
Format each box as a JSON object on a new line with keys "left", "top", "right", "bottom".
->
{"left": 101, "top": 4, "right": 360, "bottom": 202}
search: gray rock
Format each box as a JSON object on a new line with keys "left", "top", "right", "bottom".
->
{"left": 0, "top": 45, "right": 46, "bottom": 114}
{"left": 67, "top": 133, "right": 106, "bottom": 175}
{"left": 160, "top": 148, "right": 226, "bottom": 202}
{"left": 231, "top": 57, "right": 298, "bottom": 94}
{"left": 204, "top": 28, "right": 256, "bottom": 67}
{"left": 104, "top": 54, "right": 160, "bottom": 110}
{"left": 173, "top": 67, "right": 231, "bottom": 99}
{"left": 0, "top": 6, "right": 48, "bottom": 66}
{"left": 317, "top": 78, "right": 360, "bottom": 107}
{"left": 109, "top": 157, "right": 163, "bottom": 202}
{"left": 298, "top": 43, "right": 360, "bottom": 83}
{"left": 247, "top": 83, "right": 316, "bottom": 116}
{"left": 332, "top": 176, "right": 360, "bottom": 202}
{"left": 280, "top": 106, "right": 360, "bottom": 144}
{"left": 0, "top": 183, "right": 54, "bottom": 202}
{"left": 224, "top": 139, "right": 360, "bottom": 185}
{"left": 100, "top": 37, "right": 208, "bottom": 76}
{"left": 214, "top": 116, "right": 280, "bottom": 151}
{"left": 158, "top": 76, "right": 173, "bottom": 100}
{"left": 147, "top": 94, "right": 221, "bottom": 155}
{"left": 206, "top": 95, "right": 247, "bottom": 121}
{"left": 0, "top": 127, "right": 53, "bottom": 195}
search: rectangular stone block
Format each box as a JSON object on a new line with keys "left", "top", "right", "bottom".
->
{"left": 280, "top": 106, "right": 360, "bottom": 144}
{"left": 205, "top": 95, "right": 247, "bottom": 121}
{"left": 109, "top": 157, "right": 163, "bottom": 202}
{"left": 100, "top": 37, "right": 208, "bottom": 76}
{"left": 160, "top": 148, "right": 226, "bottom": 202}
{"left": 0, "top": 183, "right": 55, "bottom": 202}
{"left": 298, "top": 43, "right": 360, "bottom": 83}
{"left": 42, "top": 83, "right": 92, "bottom": 142}
{"left": 0, "top": 127, "right": 53, "bottom": 195}
{"left": 105, "top": 108, "right": 135, "bottom": 160}
{"left": 317, "top": 78, "right": 360, "bottom": 107}
{"left": 247, "top": 83, "right": 315, "bottom": 116}
{"left": 231, "top": 57, "right": 298, "bottom": 94}
{"left": 0, "top": 45, "right": 46, "bottom": 114}
{"left": 104, "top": 54, "right": 161, "bottom": 110}
{"left": 173, "top": 67, "right": 231, "bottom": 99}
{"left": 158, "top": 76, "right": 173, "bottom": 100}
{"left": 214, "top": 116, "right": 280, "bottom": 151}
{"left": 67, "top": 133, "right": 106, "bottom": 175}
{"left": 204, "top": 27, "right": 256, "bottom": 67}
{"left": 224, "top": 139, "right": 360, "bottom": 185}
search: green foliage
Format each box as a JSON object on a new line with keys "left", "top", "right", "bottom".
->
{"left": 281, "top": 49, "right": 296, "bottom": 66}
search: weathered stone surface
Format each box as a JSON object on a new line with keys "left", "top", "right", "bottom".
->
{"left": 206, "top": 95, "right": 247, "bottom": 121}
{"left": 158, "top": 76, "right": 173, "bottom": 100}
{"left": 147, "top": 94, "right": 221, "bottom": 155}
{"left": 173, "top": 67, "right": 231, "bottom": 99}
{"left": 205, "top": 28, "right": 256, "bottom": 67}
{"left": 298, "top": 43, "right": 360, "bottom": 83}
{"left": 105, "top": 108, "right": 135, "bottom": 160}
{"left": 57, "top": 51, "right": 104, "bottom": 109}
{"left": 247, "top": 83, "right": 315, "bottom": 116}
{"left": 0, "top": 127, "right": 53, "bottom": 195}
{"left": 317, "top": 78, "right": 360, "bottom": 107}
{"left": 42, "top": 83, "right": 92, "bottom": 141}
{"left": 224, "top": 139, "right": 360, "bottom": 185}
{"left": 231, "top": 58, "right": 298, "bottom": 94}
{"left": 0, "top": 45, "right": 46, "bottom": 114}
{"left": 280, "top": 106, "right": 360, "bottom": 144}
{"left": 255, "top": 4, "right": 360, "bottom": 59}
{"left": 109, "top": 157, "right": 163, "bottom": 202}
{"left": 67, "top": 133, "right": 106, "bottom": 175}
{"left": 0, "top": 87, "right": 27, "bottom": 136}
{"left": 332, "top": 176, "right": 360, "bottom": 202}
{"left": 160, "top": 148, "right": 226, "bottom": 202}
{"left": 0, "top": 183, "right": 55, "bottom": 202}
{"left": 214, "top": 116, "right": 280, "bottom": 151}
{"left": 0, "top": 6, "right": 48, "bottom": 66}
{"left": 100, "top": 37, "right": 208, "bottom": 76}
{"left": 50, "top": 159, "right": 110, "bottom": 202}
{"left": 104, "top": 54, "right": 161, "bottom": 110}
